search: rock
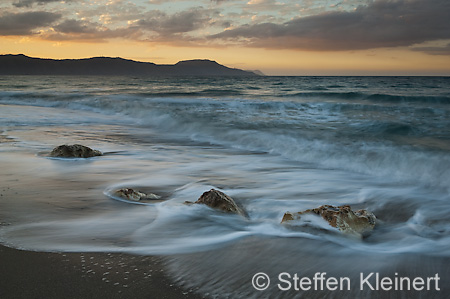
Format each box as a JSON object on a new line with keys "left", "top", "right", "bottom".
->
{"left": 50, "top": 144, "right": 102, "bottom": 158}
{"left": 114, "top": 188, "right": 161, "bottom": 201}
{"left": 281, "top": 205, "right": 376, "bottom": 237}
{"left": 188, "top": 189, "right": 246, "bottom": 217}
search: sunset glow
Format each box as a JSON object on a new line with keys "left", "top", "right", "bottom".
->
{"left": 1, "top": 0, "right": 449, "bottom": 75}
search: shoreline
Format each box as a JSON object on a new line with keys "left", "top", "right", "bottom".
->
{"left": 0, "top": 244, "right": 204, "bottom": 299}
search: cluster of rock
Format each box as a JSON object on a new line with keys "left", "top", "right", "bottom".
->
{"left": 49, "top": 144, "right": 377, "bottom": 238}
{"left": 114, "top": 188, "right": 161, "bottom": 201}
{"left": 185, "top": 189, "right": 247, "bottom": 217}
{"left": 281, "top": 205, "right": 377, "bottom": 237}
{"left": 50, "top": 144, "right": 102, "bottom": 158}
{"left": 183, "top": 190, "right": 376, "bottom": 238}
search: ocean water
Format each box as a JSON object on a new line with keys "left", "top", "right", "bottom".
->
{"left": 0, "top": 76, "right": 449, "bottom": 298}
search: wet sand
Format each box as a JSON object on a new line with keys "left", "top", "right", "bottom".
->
{"left": 0, "top": 245, "right": 204, "bottom": 299}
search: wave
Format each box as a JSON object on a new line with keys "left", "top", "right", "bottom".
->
{"left": 2, "top": 177, "right": 449, "bottom": 256}
{"left": 354, "top": 121, "right": 418, "bottom": 136}
{"left": 367, "top": 93, "right": 450, "bottom": 105}
{"left": 1, "top": 85, "right": 449, "bottom": 191}
{"left": 2, "top": 81, "right": 450, "bottom": 107}
{"left": 136, "top": 89, "right": 244, "bottom": 98}
{"left": 2, "top": 77, "right": 450, "bottom": 299}
{"left": 50, "top": 97, "right": 448, "bottom": 190}
{"left": 289, "top": 91, "right": 450, "bottom": 105}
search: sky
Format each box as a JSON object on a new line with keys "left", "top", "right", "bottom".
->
{"left": 0, "top": 0, "right": 450, "bottom": 75}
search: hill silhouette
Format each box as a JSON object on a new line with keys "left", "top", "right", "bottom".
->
{"left": 0, "top": 54, "right": 261, "bottom": 77}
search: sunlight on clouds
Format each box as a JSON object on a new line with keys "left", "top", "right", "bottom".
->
{"left": 99, "top": 14, "right": 112, "bottom": 24}
{"left": 0, "top": 0, "right": 448, "bottom": 75}
{"left": 127, "top": 19, "right": 139, "bottom": 25}
{"left": 1, "top": 33, "right": 450, "bottom": 75}
{"left": 18, "top": 37, "right": 31, "bottom": 43}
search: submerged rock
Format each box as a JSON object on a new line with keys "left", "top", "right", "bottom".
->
{"left": 50, "top": 144, "right": 102, "bottom": 158}
{"left": 186, "top": 189, "right": 246, "bottom": 217}
{"left": 114, "top": 188, "right": 161, "bottom": 201}
{"left": 282, "top": 205, "right": 376, "bottom": 237}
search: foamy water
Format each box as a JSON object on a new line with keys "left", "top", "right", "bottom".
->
{"left": 0, "top": 76, "right": 449, "bottom": 297}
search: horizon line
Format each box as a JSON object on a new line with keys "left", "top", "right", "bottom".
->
{"left": 2, "top": 53, "right": 449, "bottom": 77}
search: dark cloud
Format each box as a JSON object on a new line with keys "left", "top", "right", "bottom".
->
{"left": 36, "top": 8, "right": 218, "bottom": 42}
{"left": 53, "top": 19, "right": 98, "bottom": 34}
{"left": 412, "top": 43, "right": 450, "bottom": 56}
{"left": 13, "top": 0, "right": 74, "bottom": 8}
{"left": 45, "top": 19, "right": 141, "bottom": 41}
{"left": 0, "top": 11, "right": 61, "bottom": 36}
{"left": 210, "top": 0, "right": 450, "bottom": 51}
{"left": 136, "top": 8, "right": 214, "bottom": 35}
{"left": 43, "top": 28, "right": 141, "bottom": 42}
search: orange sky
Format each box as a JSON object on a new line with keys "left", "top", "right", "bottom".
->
{"left": 1, "top": 0, "right": 450, "bottom": 75}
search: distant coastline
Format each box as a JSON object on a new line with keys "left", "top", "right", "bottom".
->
{"left": 0, "top": 54, "right": 262, "bottom": 77}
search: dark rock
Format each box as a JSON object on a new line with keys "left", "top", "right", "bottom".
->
{"left": 114, "top": 188, "right": 161, "bottom": 201}
{"left": 282, "top": 205, "right": 376, "bottom": 237}
{"left": 187, "top": 189, "right": 246, "bottom": 217}
{"left": 50, "top": 144, "right": 102, "bottom": 158}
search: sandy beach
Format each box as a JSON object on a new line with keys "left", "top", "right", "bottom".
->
{"left": 0, "top": 244, "right": 204, "bottom": 299}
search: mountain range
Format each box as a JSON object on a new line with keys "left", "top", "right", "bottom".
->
{"left": 0, "top": 54, "right": 262, "bottom": 77}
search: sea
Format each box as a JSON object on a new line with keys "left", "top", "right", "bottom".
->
{"left": 0, "top": 75, "right": 449, "bottom": 298}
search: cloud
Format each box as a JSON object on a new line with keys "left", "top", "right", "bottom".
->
{"left": 44, "top": 28, "right": 141, "bottom": 42}
{"left": 136, "top": 8, "right": 215, "bottom": 35}
{"left": 14, "top": 5, "right": 223, "bottom": 43}
{"left": 0, "top": 11, "right": 61, "bottom": 35}
{"left": 45, "top": 19, "right": 141, "bottom": 41}
{"left": 5, "top": 0, "right": 446, "bottom": 55}
{"left": 210, "top": 0, "right": 450, "bottom": 51}
{"left": 210, "top": 0, "right": 241, "bottom": 3}
{"left": 13, "top": 0, "right": 75, "bottom": 8}
{"left": 412, "top": 43, "right": 450, "bottom": 56}
{"left": 53, "top": 19, "right": 99, "bottom": 34}
{"left": 246, "top": 0, "right": 280, "bottom": 10}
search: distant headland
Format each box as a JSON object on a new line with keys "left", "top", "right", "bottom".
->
{"left": 0, "top": 54, "right": 263, "bottom": 77}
